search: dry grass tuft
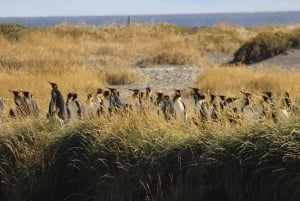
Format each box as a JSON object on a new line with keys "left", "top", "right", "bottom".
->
{"left": 194, "top": 66, "right": 300, "bottom": 96}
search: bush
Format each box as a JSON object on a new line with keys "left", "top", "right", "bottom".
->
{"left": 232, "top": 32, "right": 295, "bottom": 64}
{"left": 0, "top": 23, "right": 29, "bottom": 41}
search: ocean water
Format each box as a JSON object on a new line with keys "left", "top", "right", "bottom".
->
{"left": 0, "top": 11, "right": 300, "bottom": 27}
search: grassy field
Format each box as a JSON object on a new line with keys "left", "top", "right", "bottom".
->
{"left": 0, "top": 23, "right": 300, "bottom": 201}
{"left": 0, "top": 114, "right": 299, "bottom": 201}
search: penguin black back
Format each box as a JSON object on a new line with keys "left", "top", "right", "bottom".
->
{"left": 48, "top": 82, "right": 66, "bottom": 120}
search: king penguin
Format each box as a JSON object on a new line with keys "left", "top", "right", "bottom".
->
{"left": 129, "top": 89, "right": 141, "bottom": 112}
{"left": 20, "top": 91, "right": 39, "bottom": 117}
{"left": 190, "top": 87, "right": 210, "bottom": 121}
{"left": 0, "top": 96, "right": 3, "bottom": 121}
{"left": 172, "top": 89, "right": 187, "bottom": 121}
{"left": 106, "top": 87, "right": 125, "bottom": 113}
{"left": 85, "top": 93, "right": 95, "bottom": 119}
{"left": 9, "top": 90, "right": 30, "bottom": 117}
{"left": 48, "top": 81, "right": 66, "bottom": 120}
{"left": 261, "top": 91, "right": 277, "bottom": 121}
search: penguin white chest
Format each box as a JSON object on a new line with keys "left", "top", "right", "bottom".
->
{"left": 174, "top": 101, "right": 185, "bottom": 113}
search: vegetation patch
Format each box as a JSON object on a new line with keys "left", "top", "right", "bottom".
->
{"left": 0, "top": 116, "right": 299, "bottom": 201}
{"left": 0, "top": 23, "right": 30, "bottom": 41}
{"left": 102, "top": 68, "right": 145, "bottom": 85}
{"left": 231, "top": 31, "right": 299, "bottom": 64}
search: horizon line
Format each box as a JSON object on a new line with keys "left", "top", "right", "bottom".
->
{"left": 0, "top": 10, "right": 299, "bottom": 18}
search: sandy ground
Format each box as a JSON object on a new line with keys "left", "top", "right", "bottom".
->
{"left": 251, "top": 48, "right": 300, "bottom": 69}
{"left": 111, "top": 65, "right": 200, "bottom": 97}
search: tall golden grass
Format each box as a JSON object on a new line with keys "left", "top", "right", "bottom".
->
{"left": 1, "top": 23, "right": 300, "bottom": 201}
{"left": 1, "top": 23, "right": 300, "bottom": 113}
{"left": 195, "top": 66, "right": 300, "bottom": 98}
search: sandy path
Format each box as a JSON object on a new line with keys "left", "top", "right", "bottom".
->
{"left": 114, "top": 65, "right": 200, "bottom": 96}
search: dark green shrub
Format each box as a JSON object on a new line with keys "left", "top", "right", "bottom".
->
{"left": 232, "top": 32, "right": 295, "bottom": 64}
{"left": 0, "top": 23, "right": 29, "bottom": 41}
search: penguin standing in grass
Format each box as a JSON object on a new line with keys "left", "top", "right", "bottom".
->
{"left": 0, "top": 96, "right": 3, "bottom": 121}
{"left": 172, "top": 89, "right": 187, "bottom": 121}
{"left": 225, "top": 97, "right": 240, "bottom": 124}
{"left": 9, "top": 90, "right": 30, "bottom": 117}
{"left": 107, "top": 87, "right": 125, "bottom": 114}
{"left": 66, "top": 92, "right": 75, "bottom": 120}
{"left": 162, "top": 94, "right": 174, "bottom": 121}
{"left": 48, "top": 81, "right": 66, "bottom": 120}
{"left": 240, "top": 91, "right": 252, "bottom": 113}
{"left": 261, "top": 91, "right": 277, "bottom": 121}
{"left": 21, "top": 91, "right": 39, "bottom": 117}
{"left": 93, "top": 88, "right": 104, "bottom": 116}
{"left": 190, "top": 87, "right": 210, "bottom": 121}
{"left": 102, "top": 90, "right": 111, "bottom": 114}
{"left": 144, "top": 86, "right": 154, "bottom": 111}
{"left": 72, "top": 93, "right": 83, "bottom": 119}
{"left": 129, "top": 89, "right": 141, "bottom": 112}
{"left": 155, "top": 92, "right": 164, "bottom": 116}
{"left": 280, "top": 92, "right": 294, "bottom": 118}
{"left": 210, "top": 94, "right": 219, "bottom": 121}
{"left": 85, "top": 93, "right": 95, "bottom": 119}
{"left": 218, "top": 95, "right": 227, "bottom": 111}
{"left": 66, "top": 92, "right": 83, "bottom": 120}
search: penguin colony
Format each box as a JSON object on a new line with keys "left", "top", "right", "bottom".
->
{"left": 0, "top": 81, "right": 297, "bottom": 125}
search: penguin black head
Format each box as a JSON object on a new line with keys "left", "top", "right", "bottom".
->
{"left": 106, "top": 87, "right": 117, "bottom": 93}
{"left": 146, "top": 87, "right": 151, "bottom": 93}
{"left": 103, "top": 90, "right": 110, "bottom": 97}
{"left": 174, "top": 89, "right": 182, "bottom": 96}
{"left": 20, "top": 91, "right": 30, "bottom": 97}
{"left": 156, "top": 92, "right": 163, "bottom": 98}
{"left": 284, "top": 92, "right": 290, "bottom": 97}
{"left": 262, "top": 91, "right": 272, "bottom": 98}
{"left": 218, "top": 95, "right": 226, "bottom": 100}
{"left": 129, "top": 89, "right": 140, "bottom": 95}
{"left": 72, "top": 93, "right": 78, "bottom": 100}
{"left": 226, "top": 97, "right": 239, "bottom": 104}
{"left": 262, "top": 95, "right": 269, "bottom": 102}
{"left": 97, "top": 88, "right": 103, "bottom": 94}
{"left": 240, "top": 91, "right": 251, "bottom": 98}
{"left": 189, "top": 87, "right": 205, "bottom": 98}
{"left": 87, "top": 94, "right": 92, "bottom": 99}
{"left": 48, "top": 81, "right": 58, "bottom": 89}
{"left": 9, "top": 90, "right": 20, "bottom": 96}
{"left": 67, "top": 92, "right": 74, "bottom": 99}
{"left": 189, "top": 87, "right": 199, "bottom": 93}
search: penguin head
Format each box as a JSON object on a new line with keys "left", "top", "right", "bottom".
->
{"left": 262, "top": 91, "right": 273, "bottom": 98}
{"left": 96, "top": 88, "right": 103, "bottom": 94}
{"left": 140, "top": 91, "right": 145, "bottom": 98}
{"left": 20, "top": 91, "right": 30, "bottom": 98}
{"left": 146, "top": 87, "right": 151, "bottom": 93}
{"left": 9, "top": 90, "right": 20, "bottom": 96}
{"left": 106, "top": 87, "right": 117, "bottom": 94}
{"left": 284, "top": 92, "right": 290, "bottom": 97}
{"left": 218, "top": 95, "right": 226, "bottom": 100}
{"left": 72, "top": 93, "right": 78, "bottom": 100}
{"left": 240, "top": 91, "right": 251, "bottom": 98}
{"left": 129, "top": 89, "right": 140, "bottom": 96}
{"left": 48, "top": 81, "right": 58, "bottom": 89}
{"left": 67, "top": 92, "right": 74, "bottom": 100}
{"left": 87, "top": 93, "right": 92, "bottom": 100}
{"left": 174, "top": 89, "right": 182, "bottom": 96}
{"left": 226, "top": 97, "right": 239, "bottom": 104}
{"left": 103, "top": 90, "right": 110, "bottom": 98}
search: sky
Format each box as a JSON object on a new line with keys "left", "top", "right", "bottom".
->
{"left": 1, "top": 0, "right": 300, "bottom": 17}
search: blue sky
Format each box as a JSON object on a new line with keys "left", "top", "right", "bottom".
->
{"left": 1, "top": 0, "right": 300, "bottom": 17}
